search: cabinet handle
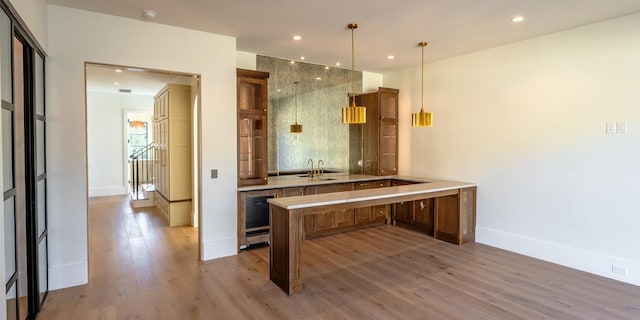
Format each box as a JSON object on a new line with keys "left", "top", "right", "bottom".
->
{"left": 263, "top": 108, "right": 267, "bottom": 112}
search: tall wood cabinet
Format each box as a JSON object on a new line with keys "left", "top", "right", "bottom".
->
{"left": 350, "top": 87, "right": 399, "bottom": 175}
{"left": 237, "top": 69, "right": 269, "bottom": 187}
{"left": 153, "top": 84, "right": 192, "bottom": 226}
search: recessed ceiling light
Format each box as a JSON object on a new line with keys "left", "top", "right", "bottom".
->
{"left": 512, "top": 16, "right": 524, "bottom": 23}
{"left": 387, "top": 55, "right": 395, "bottom": 60}
{"left": 114, "top": 82, "right": 119, "bottom": 85}
{"left": 114, "top": 69, "right": 123, "bottom": 73}
{"left": 143, "top": 9, "right": 157, "bottom": 20}
{"left": 300, "top": 56, "right": 305, "bottom": 60}
{"left": 315, "top": 77, "right": 322, "bottom": 80}
{"left": 293, "top": 35, "right": 302, "bottom": 41}
{"left": 335, "top": 62, "right": 341, "bottom": 66}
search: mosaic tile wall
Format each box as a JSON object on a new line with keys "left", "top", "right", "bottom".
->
{"left": 257, "top": 55, "right": 363, "bottom": 174}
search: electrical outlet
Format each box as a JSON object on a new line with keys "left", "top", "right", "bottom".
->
{"left": 611, "top": 265, "right": 627, "bottom": 276}
{"left": 606, "top": 122, "right": 615, "bottom": 134}
{"left": 211, "top": 169, "right": 218, "bottom": 179}
{"left": 616, "top": 121, "right": 627, "bottom": 134}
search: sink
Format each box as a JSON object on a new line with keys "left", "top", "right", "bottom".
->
{"left": 297, "top": 174, "right": 335, "bottom": 181}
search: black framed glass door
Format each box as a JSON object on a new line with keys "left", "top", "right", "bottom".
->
{"left": 2, "top": 2, "right": 48, "bottom": 319}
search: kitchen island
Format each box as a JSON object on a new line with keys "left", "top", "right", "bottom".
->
{"left": 267, "top": 178, "right": 477, "bottom": 295}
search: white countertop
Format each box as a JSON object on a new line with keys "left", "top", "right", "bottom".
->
{"left": 238, "top": 173, "right": 396, "bottom": 191}
{"left": 266, "top": 178, "right": 476, "bottom": 210}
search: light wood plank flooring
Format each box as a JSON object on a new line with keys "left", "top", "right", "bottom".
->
{"left": 39, "top": 195, "right": 640, "bottom": 319}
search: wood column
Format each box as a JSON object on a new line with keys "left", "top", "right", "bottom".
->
{"left": 269, "top": 205, "right": 303, "bottom": 295}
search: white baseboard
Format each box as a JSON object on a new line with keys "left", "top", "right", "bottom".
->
{"left": 476, "top": 226, "right": 640, "bottom": 286}
{"left": 201, "top": 236, "right": 237, "bottom": 261}
{"left": 49, "top": 261, "right": 88, "bottom": 290}
{"left": 89, "top": 186, "right": 127, "bottom": 197}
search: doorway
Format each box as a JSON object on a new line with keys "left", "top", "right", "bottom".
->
{"left": 125, "top": 111, "right": 153, "bottom": 198}
{"left": 84, "top": 62, "right": 201, "bottom": 258}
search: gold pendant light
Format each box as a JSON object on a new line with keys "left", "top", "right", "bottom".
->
{"left": 290, "top": 81, "right": 303, "bottom": 133}
{"left": 342, "top": 23, "right": 366, "bottom": 124}
{"left": 412, "top": 42, "right": 433, "bottom": 127}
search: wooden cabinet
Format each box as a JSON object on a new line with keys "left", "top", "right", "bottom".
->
{"left": 237, "top": 69, "right": 269, "bottom": 187}
{"left": 391, "top": 179, "right": 434, "bottom": 234}
{"left": 153, "top": 84, "right": 192, "bottom": 227}
{"left": 238, "top": 179, "right": 401, "bottom": 249}
{"left": 389, "top": 182, "right": 475, "bottom": 242}
{"left": 303, "top": 183, "right": 354, "bottom": 238}
{"left": 280, "top": 187, "right": 304, "bottom": 197}
{"left": 351, "top": 88, "right": 399, "bottom": 175}
{"left": 303, "top": 180, "right": 393, "bottom": 238}
{"left": 434, "top": 187, "right": 477, "bottom": 244}
{"left": 353, "top": 180, "right": 391, "bottom": 225}
{"left": 393, "top": 198, "right": 434, "bottom": 234}
{"left": 393, "top": 201, "right": 414, "bottom": 224}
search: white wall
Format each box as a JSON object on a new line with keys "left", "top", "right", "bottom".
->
{"left": 384, "top": 14, "right": 640, "bottom": 285}
{"left": 86, "top": 91, "right": 153, "bottom": 196}
{"left": 362, "top": 71, "right": 383, "bottom": 92}
{"left": 236, "top": 51, "right": 256, "bottom": 70}
{"left": 7, "top": 0, "right": 48, "bottom": 51}
{"left": 47, "top": 5, "right": 237, "bottom": 290}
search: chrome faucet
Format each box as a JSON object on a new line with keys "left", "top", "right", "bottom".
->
{"left": 316, "top": 159, "right": 324, "bottom": 177}
{"left": 307, "top": 159, "right": 314, "bottom": 177}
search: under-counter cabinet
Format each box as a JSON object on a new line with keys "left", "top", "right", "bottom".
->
{"left": 391, "top": 179, "right": 434, "bottom": 234}
{"left": 237, "top": 69, "right": 269, "bottom": 187}
{"left": 239, "top": 180, "right": 394, "bottom": 248}
{"left": 303, "top": 183, "right": 355, "bottom": 237}
{"left": 353, "top": 180, "right": 391, "bottom": 225}
{"left": 153, "top": 84, "right": 192, "bottom": 226}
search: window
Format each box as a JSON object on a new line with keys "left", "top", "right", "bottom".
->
{"left": 128, "top": 120, "right": 149, "bottom": 158}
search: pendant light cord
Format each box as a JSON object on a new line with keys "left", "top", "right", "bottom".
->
{"left": 350, "top": 24, "right": 356, "bottom": 107}
{"left": 294, "top": 82, "right": 299, "bottom": 123}
{"left": 417, "top": 42, "right": 428, "bottom": 113}
{"left": 421, "top": 43, "right": 424, "bottom": 113}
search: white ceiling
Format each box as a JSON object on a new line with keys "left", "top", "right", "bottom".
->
{"left": 65, "top": 0, "right": 640, "bottom": 94}
{"left": 85, "top": 63, "right": 195, "bottom": 95}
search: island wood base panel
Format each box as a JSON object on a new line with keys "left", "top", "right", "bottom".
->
{"left": 270, "top": 186, "right": 477, "bottom": 295}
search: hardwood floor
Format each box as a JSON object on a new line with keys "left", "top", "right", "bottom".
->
{"left": 38, "top": 195, "right": 640, "bottom": 319}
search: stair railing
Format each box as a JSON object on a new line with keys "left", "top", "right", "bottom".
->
{"left": 129, "top": 142, "right": 155, "bottom": 200}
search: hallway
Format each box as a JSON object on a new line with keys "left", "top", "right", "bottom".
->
{"left": 38, "top": 196, "right": 640, "bottom": 319}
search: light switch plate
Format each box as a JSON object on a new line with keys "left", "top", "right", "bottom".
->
{"left": 616, "top": 121, "right": 627, "bottom": 134}
{"left": 211, "top": 169, "right": 218, "bottom": 179}
{"left": 606, "top": 122, "right": 615, "bottom": 134}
